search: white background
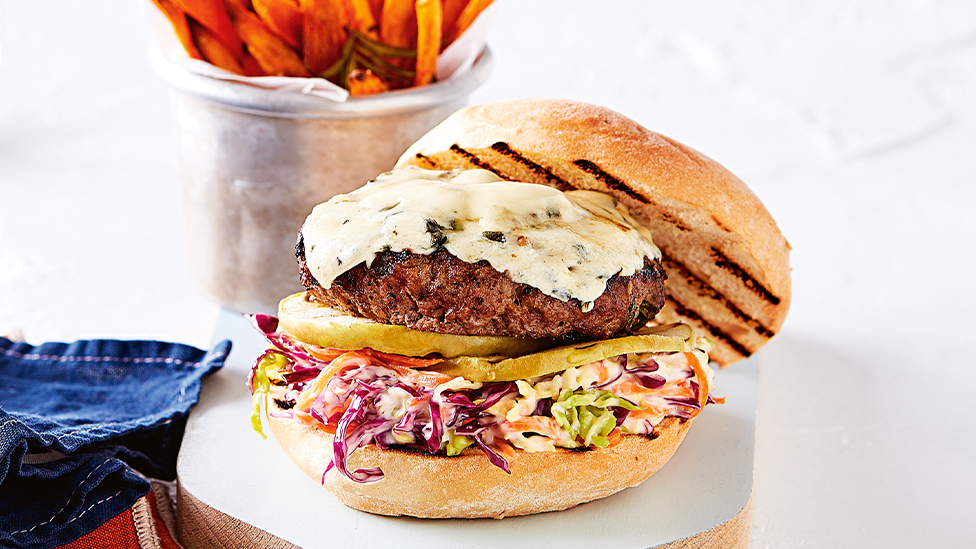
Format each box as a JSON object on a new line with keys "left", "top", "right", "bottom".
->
{"left": 1, "top": 1, "right": 974, "bottom": 546}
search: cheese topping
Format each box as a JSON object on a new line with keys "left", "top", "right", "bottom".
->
{"left": 302, "top": 167, "right": 660, "bottom": 310}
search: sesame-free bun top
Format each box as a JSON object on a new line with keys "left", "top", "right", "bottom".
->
{"left": 397, "top": 99, "right": 791, "bottom": 366}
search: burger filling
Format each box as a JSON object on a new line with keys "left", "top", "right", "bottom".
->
{"left": 301, "top": 167, "right": 662, "bottom": 311}
{"left": 297, "top": 167, "right": 668, "bottom": 340}
{"left": 248, "top": 314, "right": 716, "bottom": 484}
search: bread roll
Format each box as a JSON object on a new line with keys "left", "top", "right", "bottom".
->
{"left": 267, "top": 396, "right": 692, "bottom": 518}
{"left": 397, "top": 99, "right": 791, "bottom": 366}
{"left": 255, "top": 99, "right": 786, "bottom": 521}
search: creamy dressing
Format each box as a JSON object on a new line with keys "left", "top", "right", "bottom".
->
{"left": 302, "top": 167, "right": 661, "bottom": 310}
{"left": 254, "top": 328, "right": 715, "bottom": 467}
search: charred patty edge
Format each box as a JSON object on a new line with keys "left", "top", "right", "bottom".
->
{"left": 296, "top": 230, "right": 666, "bottom": 340}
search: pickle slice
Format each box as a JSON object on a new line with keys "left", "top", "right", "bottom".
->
{"left": 277, "top": 293, "right": 556, "bottom": 358}
{"left": 425, "top": 323, "right": 697, "bottom": 382}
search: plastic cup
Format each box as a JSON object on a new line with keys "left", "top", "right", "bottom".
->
{"left": 153, "top": 50, "right": 492, "bottom": 313}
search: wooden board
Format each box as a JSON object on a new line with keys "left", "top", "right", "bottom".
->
{"left": 176, "top": 309, "right": 756, "bottom": 548}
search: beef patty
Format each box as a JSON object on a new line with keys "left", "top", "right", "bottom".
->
{"left": 296, "top": 232, "right": 667, "bottom": 340}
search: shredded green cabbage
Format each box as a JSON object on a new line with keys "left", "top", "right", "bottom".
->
{"left": 445, "top": 433, "right": 475, "bottom": 456}
{"left": 550, "top": 389, "right": 640, "bottom": 448}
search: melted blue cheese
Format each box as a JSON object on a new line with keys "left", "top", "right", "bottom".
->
{"left": 302, "top": 167, "right": 660, "bottom": 311}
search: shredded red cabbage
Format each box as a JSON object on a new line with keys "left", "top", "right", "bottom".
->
{"left": 249, "top": 313, "right": 279, "bottom": 335}
{"left": 282, "top": 367, "right": 322, "bottom": 384}
{"left": 442, "top": 382, "right": 516, "bottom": 428}
{"left": 533, "top": 398, "right": 553, "bottom": 416}
{"left": 249, "top": 316, "right": 714, "bottom": 485}
{"left": 664, "top": 396, "right": 701, "bottom": 409}
{"left": 632, "top": 372, "right": 667, "bottom": 390}
{"left": 333, "top": 384, "right": 387, "bottom": 482}
{"left": 247, "top": 313, "right": 329, "bottom": 367}
{"left": 473, "top": 433, "right": 510, "bottom": 474}
{"left": 422, "top": 400, "right": 444, "bottom": 454}
{"left": 625, "top": 356, "right": 661, "bottom": 373}
{"left": 611, "top": 406, "right": 630, "bottom": 427}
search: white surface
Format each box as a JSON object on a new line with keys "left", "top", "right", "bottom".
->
{"left": 179, "top": 309, "right": 754, "bottom": 548}
{"left": 1, "top": 1, "right": 974, "bottom": 547}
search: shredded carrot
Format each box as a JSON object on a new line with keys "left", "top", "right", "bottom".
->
{"left": 322, "top": 350, "right": 371, "bottom": 377}
{"left": 306, "top": 346, "right": 348, "bottom": 362}
{"left": 401, "top": 369, "right": 454, "bottom": 388}
{"left": 294, "top": 352, "right": 366, "bottom": 411}
{"left": 626, "top": 404, "right": 668, "bottom": 424}
{"left": 504, "top": 416, "right": 563, "bottom": 439}
{"left": 605, "top": 427, "right": 623, "bottom": 447}
{"left": 493, "top": 439, "right": 517, "bottom": 460}
{"left": 685, "top": 351, "right": 709, "bottom": 417}
{"left": 294, "top": 346, "right": 448, "bottom": 414}
{"left": 593, "top": 361, "right": 614, "bottom": 385}
{"left": 361, "top": 348, "right": 443, "bottom": 369}
{"left": 295, "top": 340, "right": 442, "bottom": 370}
{"left": 294, "top": 409, "right": 336, "bottom": 433}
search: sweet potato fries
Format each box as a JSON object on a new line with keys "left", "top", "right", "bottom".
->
{"left": 154, "top": 0, "right": 493, "bottom": 93}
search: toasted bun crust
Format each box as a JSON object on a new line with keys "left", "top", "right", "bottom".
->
{"left": 397, "top": 99, "right": 791, "bottom": 366}
{"left": 267, "top": 396, "right": 691, "bottom": 518}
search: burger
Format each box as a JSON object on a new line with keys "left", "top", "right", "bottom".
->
{"left": 247, "top": 99, "right": 791, "bottom": 519}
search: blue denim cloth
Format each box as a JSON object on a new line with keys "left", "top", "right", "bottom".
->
{"left": 0, "top": 336, "right": 231, "bottom": 549}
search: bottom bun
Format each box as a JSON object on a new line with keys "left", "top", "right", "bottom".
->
{"left": 267, "top": 397, "right": 692, "bottom": 519}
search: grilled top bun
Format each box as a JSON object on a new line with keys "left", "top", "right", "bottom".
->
{"left": 397, "top": 99, "right": 791, "bottom": 366}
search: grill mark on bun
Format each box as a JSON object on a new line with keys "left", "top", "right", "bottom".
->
{"left": 668, "top": 295, "right": 752, "bottom": 358}
{"left": 449, "top": 144, "right": 501, "bottom": 174}
{"left": 710, "top": 247, "right": 781, "bottom": 306}
{"left": 387, "top": 444, "right": 456, "bottom": 457}
{"left": 660, "top": 212, "right": 691, "bottom": 232}
{"left": 274, "top": 398, "right": 295, "bottom": 410}
{"left": 488, "top": 142, "right": 573, "bottom": 191}
{"left": 572, "top": 159, "right": 649, "bottom": 203}
{"left": 710, "top": 214, "right": 732, "bottom": 232}
{"left": 662, "top": 255, "right": 776, "bottom": 339}
{"left": 413, "top": 152, "right": 437, "bottom": 169}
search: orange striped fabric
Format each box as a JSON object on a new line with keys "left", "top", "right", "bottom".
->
{"left": 57, "top": 492, "right": 181, "bottom": 549}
